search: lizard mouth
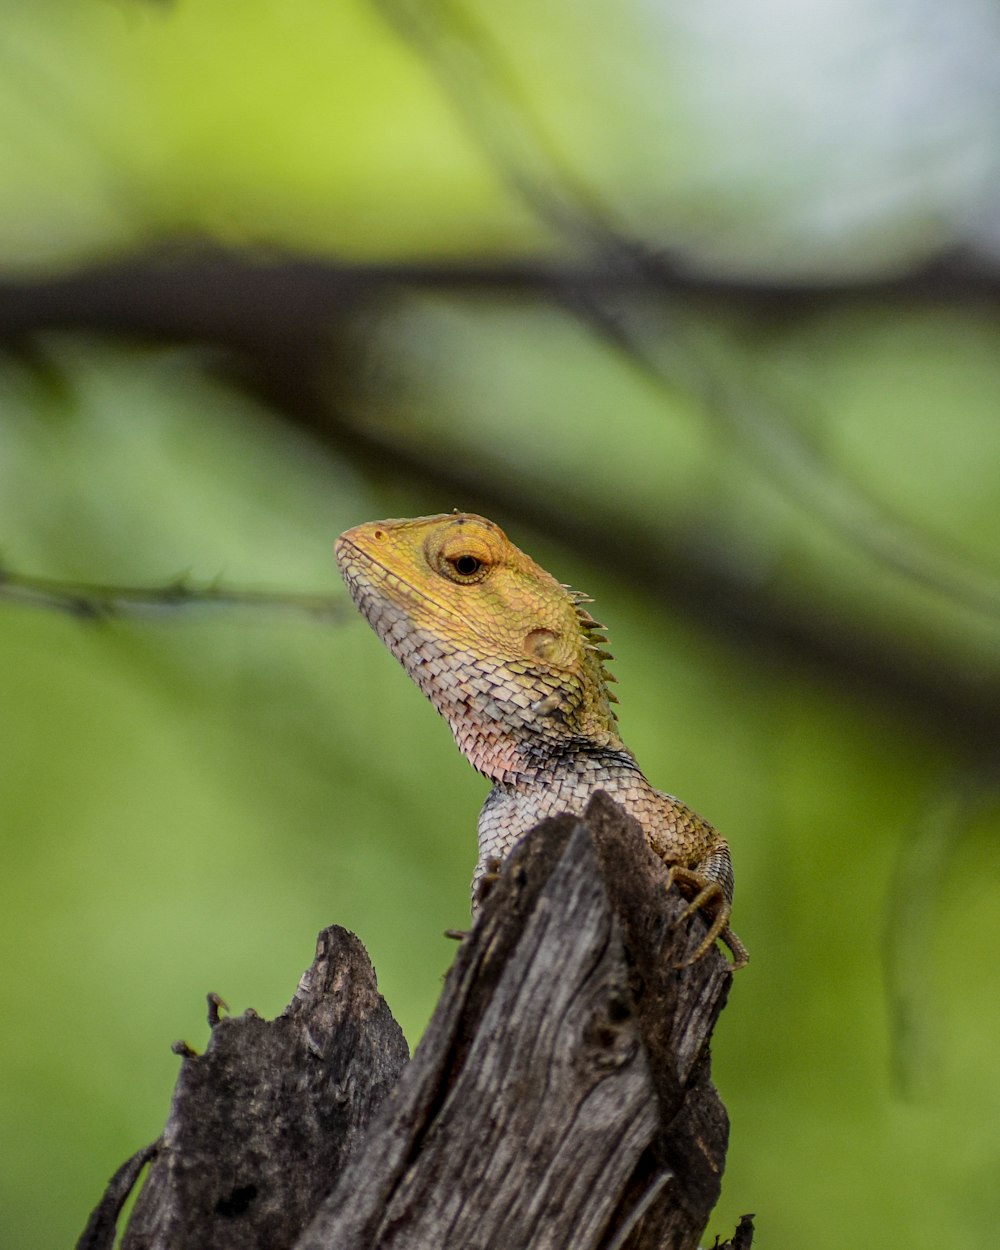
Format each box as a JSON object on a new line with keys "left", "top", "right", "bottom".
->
{"left": 335, "top": 534, "right": 480, "bottom": 636}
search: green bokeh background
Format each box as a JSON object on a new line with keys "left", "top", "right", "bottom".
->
{"left": 2, "top": 3, "right": 999, "bottom": 1247}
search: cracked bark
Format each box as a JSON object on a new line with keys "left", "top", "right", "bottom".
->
{"left": 78, "top": 793, "right": 752, "bottom": 1250}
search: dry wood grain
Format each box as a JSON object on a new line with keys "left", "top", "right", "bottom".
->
{"left": 297, "top": 793, "right": 738, "bottom": 1250}
{"left": 79, "top": 795, "right": 750, "bottom": 1250}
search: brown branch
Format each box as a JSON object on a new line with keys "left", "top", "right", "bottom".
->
{"left": 80, "top": 796, "right": 751, "bottom": 1250}
{"left": 297, "top": 794, "right": 738, "bottom": 1250}
{"left": 76, "top": 1140, "right": 161, "bottom": 1250}
{"left": 106, "top": 927, "right": 409, "bottom": 1250}
{"left": 1, "top": 246, "right": 999, "bottom": 354}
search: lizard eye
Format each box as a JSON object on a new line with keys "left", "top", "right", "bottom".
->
{"left": 432, "top": 546, "right": 492, "bottom": 583}
{"left": 428, "top": 520, "right": 500, "bottom": 583}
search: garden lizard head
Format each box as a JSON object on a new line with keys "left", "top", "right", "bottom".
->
{"left": 335, "top": 512, "right": 621, "bottom": 779}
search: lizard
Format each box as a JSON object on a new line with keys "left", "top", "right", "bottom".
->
{"left": 335, "top": 511, "right": 748, "bottom": 968}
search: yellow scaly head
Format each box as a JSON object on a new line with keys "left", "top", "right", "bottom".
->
{"left": 335, "top": 513, "right": 621, "bottom": 776}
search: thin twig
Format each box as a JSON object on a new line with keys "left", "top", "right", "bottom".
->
{"left": 0, "top": 568, "right": 349, "bottom": 623}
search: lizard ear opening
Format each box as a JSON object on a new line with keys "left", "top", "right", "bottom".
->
{"left": 523, "top": 628, "right": 561, "bottom": 660}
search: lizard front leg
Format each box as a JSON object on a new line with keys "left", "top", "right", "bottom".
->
{"left": 647, "top": 810, "right": 749, "bottom": 970}
{"left": 666, "top": 862, "right": 750, "bottom": 969}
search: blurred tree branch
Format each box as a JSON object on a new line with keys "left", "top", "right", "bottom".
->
{"left": 1, "top": 246, "right": 999, "bottom": 350}
{"left": 2, "top": 244, "right": 1000, "bottom": 755}
{"left": 0, "top": 566, "right": 350, "bottom": 623}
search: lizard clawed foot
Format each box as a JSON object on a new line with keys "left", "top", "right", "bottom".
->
{"left": 665, "top": 866, "right": 750, "bottom": 971}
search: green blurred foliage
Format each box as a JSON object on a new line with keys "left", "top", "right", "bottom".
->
{"left": 0, "top": 0, "right": 540, "bottom": 267}
{"left": 1, "top": 4, "right": 999, "bottom": 1249}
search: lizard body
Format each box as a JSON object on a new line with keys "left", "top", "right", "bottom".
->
{"left": 335, "top": 512, "right": 747, "bottom": 967}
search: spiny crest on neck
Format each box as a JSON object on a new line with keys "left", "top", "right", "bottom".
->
{"left": 564, "top": 584, "right": 619, "bottom": 715}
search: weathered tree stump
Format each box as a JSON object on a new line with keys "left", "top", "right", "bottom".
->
{"left": 78, "top": 793, "right": 752, "bottom": 1250}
